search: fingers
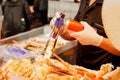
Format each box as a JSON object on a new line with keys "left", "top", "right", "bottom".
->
{"left": 81, "top": 21, "right": 92, "bottom": 29}
{"left": 55, "top": 12, "right": 61, "bottom": 18}
{"left": 50, "top": 17, "right": 56, "bottom": 26}
{"left": 69, "top": 31, "right": 82, "bottom": 39}
{"left": 80, "top": 21, "right": 97, "bottom": 32}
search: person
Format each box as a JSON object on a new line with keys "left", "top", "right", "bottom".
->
{"left": 0, "top": 0, "right": 3, "bottom": 39}
{"left": 26, "top": 0, "right": 34, "bottom": 13}
{"left": 29, "top": 0, "right": 48, "bottom": 28}
{"left": 30, "top": 0, "right": 42, "bottom": 29}
{"left": 39, "top": 0, "right": 48, "bottom": 26}
{"left": 69, "top": 21, "right": 120, "bottom": 56}
{"left": 102, "top": 0, "right": 120, "bottom": 53}
{"left": 50, "top": 0, "right": 120, "bottom": 70}
{"left": 2, "top": 0, "right": 32, "bottom": 38}
{"left": 26, "top": 0, "right": 34, "bottom": 6}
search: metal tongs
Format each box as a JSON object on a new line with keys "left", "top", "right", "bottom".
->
{"left": 42, "top": 16, "right": 64, "bottom": 58}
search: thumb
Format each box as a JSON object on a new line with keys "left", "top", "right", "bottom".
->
{"left": 80, "top": 21, "right": 90, "bottom": 29}
{"left": 70, "top": 32, "right": 80, "bottom": 39}
{"left": 80, "top": 21, "right": 96, "bottom": 31}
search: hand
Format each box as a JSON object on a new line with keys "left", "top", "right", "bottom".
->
{"left": 50, "top": 12, "right": 66, "bottom": 36}
{"left": 69, "top": 21, "right": 103, "bottom": 46}
{"left": 50, "top": 12, "right": 62, "bottom": 28}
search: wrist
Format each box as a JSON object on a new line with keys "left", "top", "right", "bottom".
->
{"left": 93, "top": 35, "right": 104, "bottom": 46}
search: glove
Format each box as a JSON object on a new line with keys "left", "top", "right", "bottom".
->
{"left": 50, "top": 12, "right": 65, "bottom": 36}
{"left": 50, "top": 12, "right": 62, "bottom": 27}
{"left": 69, "top": 21, "right": 103, "bottom": 46}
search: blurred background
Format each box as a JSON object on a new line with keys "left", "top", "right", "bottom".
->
{"left": 48, "top": 0, "right": 80, "bottom": 21}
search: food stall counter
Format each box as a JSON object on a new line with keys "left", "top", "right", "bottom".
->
{"left": 0, "top": 25, "right": 78, "bottom": 64}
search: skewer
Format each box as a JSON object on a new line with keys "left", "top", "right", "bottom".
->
{"left": 43, "top": 17, "right": 64, "bottom": 58}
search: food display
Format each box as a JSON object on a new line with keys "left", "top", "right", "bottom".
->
{"left": 7, "top": 38, "right": 64, "bottom": 54}
{"left": 0, "top": 38, "right": 65, "bottom": 60}
{"left": 0, "top": 26, "right": 119, "bottom": 80}
{"left": 0, "top": 37, "right": 119, "bottom": 80}
{"left": 0, "top": 57, "right": 118, "bottom": 80}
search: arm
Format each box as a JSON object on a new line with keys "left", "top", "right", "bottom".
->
{"left": 69, "top": 21, "right": 120, "bottom": 56}
{"left": 23, "top": 0, "right": 32, "bottom": 30}
{"left": 100, "top": 38, "right": 120, "bottom": 56}
{"left": 60, "top": 24, "right": 120, "bottom": 56}
{"left": 23, "top": 0, "right": 32, "bottom": 21}
{"left": 50, "top": 14, "right": 120, "bottom": 55}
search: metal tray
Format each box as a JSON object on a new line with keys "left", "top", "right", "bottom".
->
{"left": 0, "top": 25, "right": 78, "bottom": 64}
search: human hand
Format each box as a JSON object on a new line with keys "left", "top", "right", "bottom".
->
{"left": 69, "top": 21, "right": 103, "bottom": 46}
{"left": 50, "top": 12, "right": 63, "bottom": 28}
{"left": 29, "top": 6, "right": 34, "bottom": 13}
{"left": 50, "top": 12, "right": 65, "bottom": 36}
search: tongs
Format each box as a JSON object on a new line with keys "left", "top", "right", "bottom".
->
{"left": 42, "top": 17, "right": 64, "bottom": 58}
{"left": 30, "top": 20, "right": 63, "bottom": 62}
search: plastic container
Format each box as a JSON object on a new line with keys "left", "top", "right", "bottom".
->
{"left": 65, "top": 20, "right": 84, "bottom": 32}
{"left": 6, "top": 46, "right": 35, "bottom": 60}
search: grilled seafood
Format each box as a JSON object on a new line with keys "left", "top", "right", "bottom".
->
{"left": 0, "top": 38, "right": 118, "bottom": 80}
{"left": 0, "top": 58, "right": 116, "bottom": 80}
{"left": 6, "top": 38, "right": 64, "bottom": 55}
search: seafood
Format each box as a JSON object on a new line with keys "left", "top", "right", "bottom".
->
{"left": 0, "top": 57, "right": 116, "bottom": 80}
{"left": 6, "top": 38, "right": 64, "bottom": 55}
{"left": 0, "top": 38, "right": 118, "bottom": 80}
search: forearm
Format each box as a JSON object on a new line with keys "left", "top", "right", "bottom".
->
{"left": 99, "top": 38, "right": 120, "bottom": 56}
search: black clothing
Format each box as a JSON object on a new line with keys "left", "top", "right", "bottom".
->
{"left": 74, "top": 0, "right": 120, "bottom": 70}
{"left": 33, "top": 0, "right": 40, "bottom": 12}
{"left": 0, "top": 0, "right": 2, "bottom": 4}
{"left": 30, "top": 0, "right": 48, "bottom": 28}
{"left": 39, "top": 0, "right": 48, "bottom": 25}
{"left": 30, "top": 0, "right": 42, "bottom": 29}
{"left": 39, "top": 10, "right": 48, "bottom": 25}
{"left": 26, "top": 0, "right": 34, "bottom": 6}
{"left": 2, "top": 0, "right": 32, "bottom": 38}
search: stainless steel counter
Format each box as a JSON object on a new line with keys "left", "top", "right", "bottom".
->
{"left": 0, "top": 25, "right": 78, "bottom": 64}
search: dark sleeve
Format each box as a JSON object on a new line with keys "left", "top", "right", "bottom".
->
{"left": 33, "top": 0, "right": 40, "bottom": 12}
{"left": 26, "top": 0, "right": 34, "bottom": 6}
{"left": 74, "top": 4, "right": 81, "bottom": 21}
{"left": 23, "top": 0, "right": 32, "bottom": 21}
{"left": 1, "top": 2, "right": 6, "bottom": 15}
{"left": 23, "top": 0, "right": 32, "bottom": 30}
{"left": 0, "top": 0, "right": 2, "bottom": 5}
